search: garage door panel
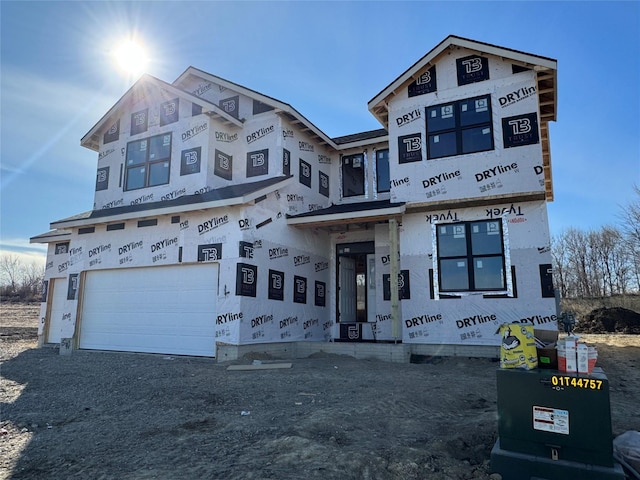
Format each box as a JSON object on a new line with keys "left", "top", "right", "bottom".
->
{"left": 80, "top": 331, "right": 214, "bottom": 357}
{"left": 80, "top": 264, "right": 218, "bottom": 357}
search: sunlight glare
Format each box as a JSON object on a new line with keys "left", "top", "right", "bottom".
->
{"left": 113, "top": 39, "right": 149, "bottom": 77}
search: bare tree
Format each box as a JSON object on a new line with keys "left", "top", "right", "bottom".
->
{"left": 20, "top": 260, "right": 45, "bottom": 299}
{"left": 619, "top": 185, "right": 640, "bottom": 291}
{"left": 0, "top": 253, "right": 22, "bottom": 294}
{"left": 0, "top": 253, "right": 45, "bottom": 301}
{"left": 551, "top": 232, "right": 569, "bottom": 298}
{"left": 563, "top": 228, "right": 592, "bottom": 297}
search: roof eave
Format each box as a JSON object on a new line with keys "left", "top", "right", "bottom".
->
{"left": 175, "top": 67, "right": 338, "bottom": 149}
{"left": 287, "top": 204, "right": 406, "bottom": 229}
{"left": 30, "top": 229, "right": 72, "bottom": 244}
{"left": 367, "top": 35, "right": 558, "bottom": 129}
{"left": 50, "top": 177, "right": 294, "bottom": 230}
{"left": 80, "top": 74, "right": 243, "bottom": 152}
{"left": 335, "top": 135, "right": 389, "bottom": 151}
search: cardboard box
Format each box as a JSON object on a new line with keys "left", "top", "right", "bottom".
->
{"left": 534, "top": 329, "right": 559, "bottom": 369}
{"left": 577, "top": 343, "right": 589, "bottom": 374}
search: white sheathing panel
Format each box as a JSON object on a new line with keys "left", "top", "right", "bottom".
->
{"left": 179, "top": 74, "right": 249, "bottom": 121}
{"left": 372, "top": 223, "right": 397, "bottom": 340}
{"left": 79, "top": 264, "right": 218, "bottom": 356}
{"left": 231, "top": 192, "right": 331, "bottom": 344}
{"left": 399, "top": 200, "right": 556, "bottom": 346}
{"left": 95, "top": 87, "right": 216, "bottom": 210}
{"left": 45, "top": 278, "right": 68, "bottom": 343}
{"left": 40, "top": 242, "right": 75, "bottom": 339}
{"left": 388, "top": 51, "right": 545, "bottom": 204}
{"left": 281, "top": 119, "right": 334, "bottom": 214}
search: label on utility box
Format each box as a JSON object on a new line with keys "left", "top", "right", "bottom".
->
{"left": 533, "top": 406, "right": 569, "bottom": 435}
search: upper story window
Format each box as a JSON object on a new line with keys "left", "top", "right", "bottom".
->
{"left": 342, "top": 153, "right": 365, "bottom": 197}
{"left": 125, "top": 133, "right": 172, "bottom": 191}
{"left": 436, "top": 219, "right": 506, "bottom": 292}
{"left": 426, "top": 95, "right": 493, "bottom": 160}
{"left": 376, "top": 149, "right": 390, "bottom": 193}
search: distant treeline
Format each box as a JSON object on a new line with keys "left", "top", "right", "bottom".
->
{"left": 552, "top": 186, "right": 640, "bottom": 298}
{"left": 0, "top": 254, "right": 43, "bottom": 302}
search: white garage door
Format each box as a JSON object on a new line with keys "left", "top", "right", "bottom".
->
{"left": 46, "top": 278, "right": 68, "bottom": 343}
{"left": 79, "top": 264, "right": 218, "bottom": 357}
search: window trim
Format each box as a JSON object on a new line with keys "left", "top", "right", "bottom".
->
{"left": 433, "top": 219, "right": 511, "bottom": 297}
{"left": 426, "top": 94, "right": 493, "bottom": 160}
{"left": 124, "top": 133, "right": 172, "bottom": 191}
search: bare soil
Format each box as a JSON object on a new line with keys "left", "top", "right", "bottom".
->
{"left": 1, "top": 302, "right": 639, "bottom": 480}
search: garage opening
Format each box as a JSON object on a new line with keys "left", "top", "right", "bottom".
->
{"left": 78, "top": 264, "right": 219, "bottom": 357}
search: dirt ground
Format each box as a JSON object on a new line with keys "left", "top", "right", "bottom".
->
{"left": 1, "top": 303, "right": 639, "bottom": 480}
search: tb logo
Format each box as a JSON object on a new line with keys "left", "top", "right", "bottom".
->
{"left": 251, "top": 153, "right": 265, "bottom": 167}
{"left": 184, "top": 151, "right": 198, "bottom": 165}
{"left": 462, "top": 57, "right": 483, "bottom": 73}
{"left": 271, "top": 272, "right": 283, "bottom": 289}
{"left": 416, "top": 71, "right": 431, "bottom": 85}
{"left": 201, "top": 247, "right": 218, "bottom": 261}
{"left": 241, "top": 267, "right": 255, "bottom": 285}
{"left": 508, "top": 118, "right": 532, "bottom": 135}
{"left": 403, "top": 136, "right": 421, "bottom": 152}
{"left": 222, "top": 100, "right": 236, "bottom": 113}
{"left": 134, "top": 112, "right": 146, "bottom": 126}
{"left": 163, "top": 102, "right": 176, "bottom": 116}
{"left": 218, "top": 153, "right": 230, "bottom": 169}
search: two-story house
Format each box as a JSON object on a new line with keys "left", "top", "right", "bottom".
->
{"left": 31, "top": 35, "right": 558, "bottom": 359}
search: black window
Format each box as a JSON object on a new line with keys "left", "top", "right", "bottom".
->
{"left": 436, "top": 220, "right": 505, "bottom": 292}
{"left": 125, "top": 133, "right": 172, "bottom": 191}
{"left": 342, "top": 153, "right": 365, "bottom": 197}
{"left": 376, "top": 149, "right": 390, "bottom": 193}
{"left": 426, "top": 95, "right": 493, "bottom": 160}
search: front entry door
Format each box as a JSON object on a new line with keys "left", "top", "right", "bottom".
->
{"left": 337, "top": 242, "right": 375, "bottom": 340}
{"left": 339, "top": 256, "right": 357, "bottom": 323}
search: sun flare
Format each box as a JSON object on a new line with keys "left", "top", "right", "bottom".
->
{"left": 112, "top": 39, "right": 149, "bottom": 77}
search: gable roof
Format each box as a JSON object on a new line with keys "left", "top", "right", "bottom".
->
{"left": 368, "top": 35, "right": 558, "bottom": 201}
{"left": 174, "top": 67, "right": 339, "bottom": 150}
{"left": 80, "top": 74, "right": 244, "bottom": 151}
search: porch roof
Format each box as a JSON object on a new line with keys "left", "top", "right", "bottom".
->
{"left": 286, "top": 199, "right": 406, "bottom": 231}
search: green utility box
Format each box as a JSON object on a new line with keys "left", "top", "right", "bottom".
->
{"left": 491, "top": 367, "right": 625, "bottom": 480}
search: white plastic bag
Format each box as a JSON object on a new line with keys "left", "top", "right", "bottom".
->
{"left": 614, "top": 431, "right": 640, "bottom": 479}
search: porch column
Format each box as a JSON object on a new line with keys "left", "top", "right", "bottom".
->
{"left": 389, "top": 218, "right": 401, "bottom": 342}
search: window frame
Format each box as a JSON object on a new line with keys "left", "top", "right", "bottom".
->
{"left": 124, "top": 133, "right": 172, "bottom": 191}
{"left": 435, "top": 219, "right": 507, "bottom": 294}
{"left": 375, "top": 149, "right": 390, "bottom": 193}
{"left": 426, "top": 94, "right": 493, "bottom": 160}
{"left": 341, "top": 153, "right": 365, "bottom": 198}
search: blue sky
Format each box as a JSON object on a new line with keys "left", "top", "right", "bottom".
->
{"left": 1, "top": 1, "right": 639, "bottom": 266}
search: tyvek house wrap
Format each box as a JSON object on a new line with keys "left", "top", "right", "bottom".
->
{"left": 388, "top": 70, "right": 544, "bottom": 205}
{"left": 399, "top": 201, "right": 556, "bottom": 345}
